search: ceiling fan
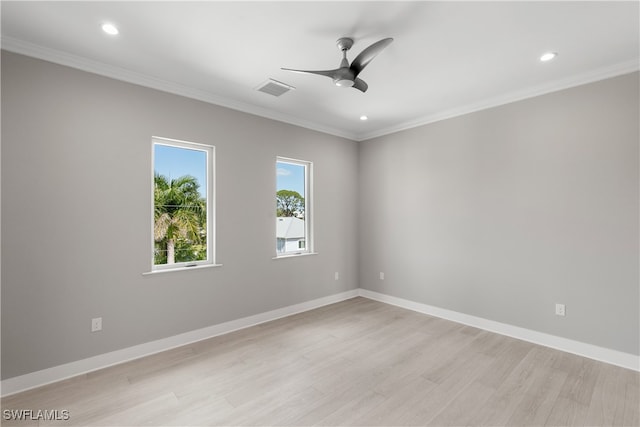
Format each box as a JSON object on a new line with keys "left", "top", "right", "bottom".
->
{"left": 282, "top": 37, "right": 393, "bottom": 93}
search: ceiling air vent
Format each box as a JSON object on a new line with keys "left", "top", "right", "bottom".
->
{"left": 256, "top": 79, "right": 295, "bottom": 97}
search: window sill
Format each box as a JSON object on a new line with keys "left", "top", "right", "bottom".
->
{"left": 272, "top": 252, "right": 318, "bottom": 260}
{"left": 142, "top": 263, "right": 223, "bottom": 276}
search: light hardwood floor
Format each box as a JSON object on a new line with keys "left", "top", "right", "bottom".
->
{"left": 2, "top": 297, "right": 638, "bottom": 426}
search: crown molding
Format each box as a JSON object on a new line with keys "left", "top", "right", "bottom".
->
{"left": 1, "top": 36, "right": 358, "bottom": 141}
{"left": 356, "top": 58, "right": 640, "bottom": 141}
{"left": 2, "top": 36, "right": 637, "bottom": 143}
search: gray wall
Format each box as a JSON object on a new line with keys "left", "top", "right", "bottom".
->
{"left": 1, "top": 51, "right": 360, "bottom": 379}
{"left": 2, "top": 50, "right": 638, "bottom": 380}
{"left": 359, "top": 72, "right": 639, "bottom": 355}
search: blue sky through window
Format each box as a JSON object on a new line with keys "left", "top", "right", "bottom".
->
{"left": 154, "top": 144, "right": 207, "bottom": 197}
{"left": 277, "top": 162, "right": 305, "bottom": 196}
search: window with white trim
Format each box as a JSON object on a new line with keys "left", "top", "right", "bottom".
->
{"left": 152, "top": 137, "right": 215, "bottom": 271}
{"left": 276, "top": 157, "right": 312, "bottom": 256}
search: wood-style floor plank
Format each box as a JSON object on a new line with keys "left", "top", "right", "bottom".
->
{"left": 2, "top": 297, "right": 638, "bottom": 426}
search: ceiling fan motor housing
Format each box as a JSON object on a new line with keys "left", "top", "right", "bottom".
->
{"left": 335, "top": 38, "right": 355, "bottom": 86}
{"left": 333, "top": 69, "right": 355, "bottom": 87}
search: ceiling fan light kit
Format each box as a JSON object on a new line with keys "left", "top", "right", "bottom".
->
{"left": 282, "top": 37, "right": 393, "bottom": 93}
{"left": 334, "top": 79, "right": 354, "bottom": 87}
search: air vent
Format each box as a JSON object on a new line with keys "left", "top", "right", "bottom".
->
{"left": 256, "top": 79, "right": 295, "bottom": 97}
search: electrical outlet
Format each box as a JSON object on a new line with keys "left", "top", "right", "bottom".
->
{"left": 379, "top": 272, "right": 385, "bottom": 280}
{"left": 91, "top": 317, "right": 103, "bottom": 332}
{"left": 334, "top": 272, "right": 339, "bottom": 281}
{"left": 555, "top": 304, "right": 566, "bottom": 317}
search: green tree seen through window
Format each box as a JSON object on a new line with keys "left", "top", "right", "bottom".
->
{"left": 276, "top": 189, "right": 305, "bottom": 218}
{"left": 154, "top": 173, "right": 206, "bottom": 265}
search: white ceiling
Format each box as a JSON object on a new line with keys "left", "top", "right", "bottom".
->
{"left": 2, "top": 1, "right": 639, "bottom": 141}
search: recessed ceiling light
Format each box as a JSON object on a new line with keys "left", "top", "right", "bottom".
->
{"left": 360, "top": 115, "right": 368, "bottom": 121}
{"left": 540, "top": 52, "right": 557, "bottom": 62}
{"left": 101, "top": 23, "right": 119, "bottom": 36}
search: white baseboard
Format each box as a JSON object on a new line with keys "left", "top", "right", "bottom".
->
{"left": 358, "top": 289, "right": 639, "bottom": 372}
{"left": 0, "top": 289, "right": 359, "bottom": 397}
{"left": 3, "top": 287, "right": 637, "bottom": 397}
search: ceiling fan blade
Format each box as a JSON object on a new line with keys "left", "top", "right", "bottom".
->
{"left": 281, "top": 68, "right": 338, "bottom": 79}
{"left": 352, "top": 78, "right": 368, "bottom": 93}
{"left": 350, "top": 38, "right": 393, "bottom": 76}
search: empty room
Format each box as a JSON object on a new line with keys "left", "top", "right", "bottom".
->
{"left": 1, "top": 1, "right": 638, "bottom": 426}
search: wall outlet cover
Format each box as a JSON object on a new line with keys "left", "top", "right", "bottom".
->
{"left": 91, "top": 317, "right": 103, "bottom": 332}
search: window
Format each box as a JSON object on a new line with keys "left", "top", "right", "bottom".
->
{"left": 276, "top": 157, "right": 312, "bottom": 256}
{"left": 152, "top": 137, "right": 215, "bottom": 271}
